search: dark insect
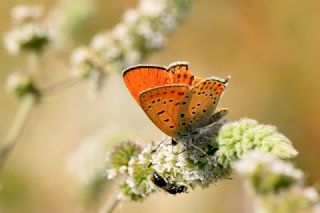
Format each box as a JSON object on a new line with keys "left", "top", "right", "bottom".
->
{"left": 152, "top": 171, "right": 187, "bottom": 194}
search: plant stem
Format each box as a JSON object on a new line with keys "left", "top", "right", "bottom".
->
{"left": 0, "top": 96, "right": 35, "bottom": 175}
{"left": 99, "top": 193, "right": 121, "bottom": 213}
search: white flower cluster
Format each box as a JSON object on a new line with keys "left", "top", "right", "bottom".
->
{"left": 4, "top": 23, "right": 51, "bottom": 55}
{"left": 72, "top": 0, "right": 191, "bottom": 79}
{"left": 67, "top": 138, "right": 108, "bottom": 187}
{"left": 11, "top": 5, "right": 43, "bottom": 24}
{"left": 233, "top": 150, "right": 303, "bottom": 182}
{"left": 71, "top": 47, "right": 106, "bottom": 96}
{"left": 5, "top": 71, "right": 39, "bottom": 98}
{"left": 4, "top": 5, "right": 51, "bottom": 55}
{"left": 71, "top": 47, "right": 105, "bottom": 78}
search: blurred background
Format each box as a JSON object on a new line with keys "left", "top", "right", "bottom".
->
{"left": 0, "top": 0, "right": 320, "bottom": 212}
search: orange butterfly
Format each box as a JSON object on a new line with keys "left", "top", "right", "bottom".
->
{"left": 123, "top": 61, "right": 229, "bottom": 139}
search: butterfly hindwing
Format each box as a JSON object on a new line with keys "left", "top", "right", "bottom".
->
{"left": 139, "top": 85, "right": 189, "bottom": 138}
{"left": 179, "top": 77, "right": 228, "bottom": 131}
{"left": 123, "top": 65, "right": 171, "bottom": 105}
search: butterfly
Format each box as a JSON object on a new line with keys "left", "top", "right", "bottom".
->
{"left": 123, "top": 61, "right": 229, "bottom": 139}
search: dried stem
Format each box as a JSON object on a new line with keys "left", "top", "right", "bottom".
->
{"left": 41, "top": 78, "right": 80, "bottom": 95}
{"left": 98, "top": 193, "right": 121, "bottom": 213}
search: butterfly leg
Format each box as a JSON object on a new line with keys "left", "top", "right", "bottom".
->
{"left": 207, "top": 108, "right": 228, "bottom": 125}
{"left": 195, "top": 108, "right": 229, "bottom": 130}
{"left": 189, "top": 140, "right": 217, "bottom": 166}
{"left": 172, "top": 141, "right": 187, "bottom": 155}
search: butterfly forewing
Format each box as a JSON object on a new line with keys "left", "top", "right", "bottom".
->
{"left": 167, "top": 62, "right": 204, "bottom": 86}
{"left": 139, "top": 85, "right": 189, "bottom": 138}
{"left": 123, "top": 65, "right": 171, "bottom": 105}
{"left": 179, "top": 77, "right": 228, "bottom": 130}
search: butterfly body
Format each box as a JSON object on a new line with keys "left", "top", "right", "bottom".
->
{"left": 123, "top": 61, "right": 229, "bottom": 140}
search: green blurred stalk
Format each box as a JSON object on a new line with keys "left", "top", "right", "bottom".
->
{"left": 0, "top": 95, "right": 35, "bottom": 175}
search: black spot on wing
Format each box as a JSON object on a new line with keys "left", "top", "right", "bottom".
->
{"left": 157, "top": 110, "right": 165, "bottom": 115}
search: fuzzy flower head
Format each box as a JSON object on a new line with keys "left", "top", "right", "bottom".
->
{"left": 150, "top": 136, "right": 229, "bottom": 190}
{"left": 11, "top": 5, "right": 43, "bottom": 24}
{"left": 216, "top": 118, "right": 298, "bottom": 168}
{"left": 105, "top": 141, "right": 156, "bottom": 201}
{"left": 105, "top": 141, "right": 143, "bottom": 179}
{"left": 71, "top": 47, "right": 106, "bottom": 78}
{"left": 119, "top": 144, "right": 157, "bottom": 201}
{"left": 6, "top": 71, "right": 40, "bottom": 98}
{"left": 234, "top": 150, "right": 304, "bottom": 195}
{"left": 71, "top": 47, "right": 108, "bottom": 95}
